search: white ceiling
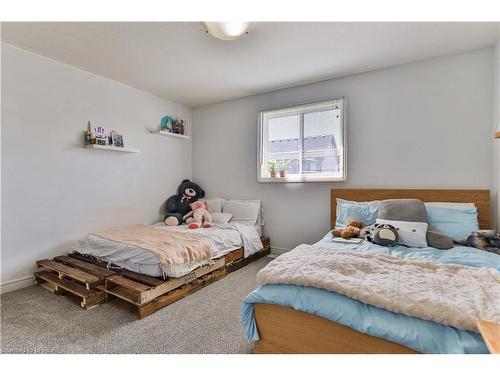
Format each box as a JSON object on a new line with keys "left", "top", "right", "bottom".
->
{"left": 2, "top": 22, "right": 498, "bottom": 108}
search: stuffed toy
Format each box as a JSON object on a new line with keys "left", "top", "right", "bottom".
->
{"left": 183, "top": 199, "right": 213, "bottom": 229}
{"left": 361, "top": 223, "right": 399, "bottom": 247}
{"left": 372, "top": 224, "right": 399, "bottom": 246}
{"left": 457, "top": 230, "right": 500, "bottom": 255}
{"left": 331, "top": 219, "right": 364, "bottom": 239}
{"left": 164, "top": 179, "right": 206, "bottom": 226}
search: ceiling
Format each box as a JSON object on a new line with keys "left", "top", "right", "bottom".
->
{"left": 1, "top": 22, "right": 498, "bottom": 108}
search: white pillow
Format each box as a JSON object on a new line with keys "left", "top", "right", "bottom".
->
{"left": 223, "top": 200, "right": 261, "bottom": 226}
{"left": 212, "top": 212, "right": 233, "bottom": 224}
{"left": 231, "top": 199, "right": 263, "bottom": 226}
{"left": 205, "top": 197, "right": 225, "bottom": 213}
{"left": 376, "top": 219, "right": 428, "bottom": 248}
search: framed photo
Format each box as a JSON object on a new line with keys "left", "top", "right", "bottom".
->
{"left": 112, "top": 134, "right": 124, "bottom": 148}
{"left": 96, "top": 136, "right": 108, "bottom": 146}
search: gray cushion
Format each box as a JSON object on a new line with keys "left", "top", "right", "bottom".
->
{"left": 378, "top": 199, "right": 427, "bottom": 222}
{"left": 378, "top": 199, "right": 453, "bottom": 250}
{"left": 426, "top": 224, "right": 454, "bottom": 250}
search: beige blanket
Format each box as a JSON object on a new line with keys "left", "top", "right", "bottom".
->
{"left": 257, "top": 244, "right": 500, "bottom": 332}
{"left": 93, "top": 226, "right": 213, "bottom": 277}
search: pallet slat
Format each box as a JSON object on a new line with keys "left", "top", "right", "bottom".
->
{"left": 261, "top": 237, "right": 270, "bottom": 249}
{"left": 36, "top": 259, "right": 100, "bottom": 286}
{"left": 116, "top": 269, "right": 164, "bottom": 287}
{"left": 34, "top": 271, "right": 96, "bottom": 298}
{"left": 54, "top": 255, "right": 115, "bottom": 278}
{"left": 101, "top": 285, "right": 142, "bottom": 305}
{"left": 137, "top": 257, "right": 225, "bottom": 305}
{"left": 82, "top": 292, "right": 106, "bottom": 309}
{"left": 226, "top": 246, "right": 271, "bottom": 274}
{"left": 37, "top": 280, "right": 63, "bottom": 294}
{"left": 106, "top": 275, "right": 151, "bottom": 292}
{"left": 138, "top": 268, "right": 226, "bottom": 319}
{"left": 224, "top": 248, "right": 244, "bottom": 264}
{"left": 35, "top": 270, "right": 106, "bottom": 309}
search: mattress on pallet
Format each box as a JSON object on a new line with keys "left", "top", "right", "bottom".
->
{"left": 70, "top": 222, "right": 263, "bottom": 278}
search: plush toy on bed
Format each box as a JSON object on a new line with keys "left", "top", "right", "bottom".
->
{"left": 460, "top": 230, "right": 500, "bottom": 255}
{"left": 183, "top": 199, "right": 213, "bottom": 229}
{"left": 331, "top": 219, "right": 364, "bottom": 239}
{"left": 364, "top": 223, "right": 400, "bottom": 247}
{"left": 164, "top": 179, "right": 206, "bottom": 226}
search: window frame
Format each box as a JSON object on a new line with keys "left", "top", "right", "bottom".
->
{"left": 257, "top": 97, "right": 347, "bottom": 183}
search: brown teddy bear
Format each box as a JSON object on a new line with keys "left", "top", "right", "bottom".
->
{"left": 332, "top": 219, "right": 364, "bottom": 239}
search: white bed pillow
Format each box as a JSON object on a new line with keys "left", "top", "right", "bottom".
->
{"left": 376, "top": 219, "right": 428, "bottom": 248}
{"left": 236, "top": 199, "right": 263, "bottom": 226}
{"left": 205, "top": 197, "right": 225, "bottom": 213}
{"left": 223, "top": 200, "right": 261, "bottom": 226}
{"left": 212, "top": 212, "right": 233, "bottom": 224}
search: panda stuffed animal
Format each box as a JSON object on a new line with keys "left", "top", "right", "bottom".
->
{"left": 362, "top": 223, "right": 399, "bottom": 247}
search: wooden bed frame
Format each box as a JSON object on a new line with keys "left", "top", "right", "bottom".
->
{"left": 253, "top": 189, "right": 490, "bottom": 354}
{"left": 34, "top": 237, "right": 271, "bottom": 318}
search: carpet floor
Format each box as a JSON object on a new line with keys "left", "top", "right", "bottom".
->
{"left": 0, "top": 257, "right": 271, "bottom": 354}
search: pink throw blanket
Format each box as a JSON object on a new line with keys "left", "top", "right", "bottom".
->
{"left": 93, "top": 225, "right": 213, "bottom": 277}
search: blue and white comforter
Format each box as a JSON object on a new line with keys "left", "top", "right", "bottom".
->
{"left": 241, "top": 233, "right": 500, "bottom": 353}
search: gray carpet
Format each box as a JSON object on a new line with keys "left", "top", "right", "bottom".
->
{"left": 0, "top": 257, "right": 271, "bottom": 354}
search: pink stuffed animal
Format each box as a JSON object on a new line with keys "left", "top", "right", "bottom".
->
{"left": 183, "top": 199, "right": 213, "bottom": 229}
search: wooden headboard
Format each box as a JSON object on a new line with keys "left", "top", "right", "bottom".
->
{"left": 331, "top": 189, "right": 491, "bottom": 230}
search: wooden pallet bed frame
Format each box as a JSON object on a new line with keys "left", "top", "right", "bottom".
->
{"left": 252, "top": 189, "right": 490, "bottom": 354}
{"left": 34, "top": 237, "right": 270, "bottom": 318}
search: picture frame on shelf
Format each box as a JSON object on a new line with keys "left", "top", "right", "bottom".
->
{"left": 112, "top": 134, "right": 124, "bottom": 148}
{"left": 96, "top": 136, "right": 108, "bottom": 146}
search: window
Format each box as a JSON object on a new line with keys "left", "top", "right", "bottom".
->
{"left": 257, "top": 98, "right": 346, "bottom": 182}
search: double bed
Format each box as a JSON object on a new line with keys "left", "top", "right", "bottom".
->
{"left": 241, "top": 189, "right": 499, "bottom": 354}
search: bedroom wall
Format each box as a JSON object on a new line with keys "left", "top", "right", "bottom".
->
{"left": 192, "top": 47, "right": 494, "bottom": 252}
{"left": 1, "top": 42, "right": 192, "bottom": 289}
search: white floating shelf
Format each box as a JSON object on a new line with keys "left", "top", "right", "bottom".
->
{"left": 84, "top": 144, "right": 139, "bottom": 153}
{"left": 155, "top": 130, "right": 190, "bottom": 139}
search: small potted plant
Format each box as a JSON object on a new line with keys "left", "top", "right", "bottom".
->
{"left": 278, "top": 160, "right": 292, "bottom": 178}
{"left": 268, "top": 160, "right": 278, "bottom": 178}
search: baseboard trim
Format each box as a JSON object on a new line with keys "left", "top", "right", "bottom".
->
{"left": 1, "top": 275, "right": 34, "bottom": 294}
{"left": 269, "top": 247, "right": 291, "bottom": 258}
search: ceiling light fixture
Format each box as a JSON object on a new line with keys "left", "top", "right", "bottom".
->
{"left": 203, "top": 22, "right": 250, "bottom": 41}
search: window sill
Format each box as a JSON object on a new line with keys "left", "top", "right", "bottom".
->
{"left": 258, "top": 176, "right": 347, "bottom": 183}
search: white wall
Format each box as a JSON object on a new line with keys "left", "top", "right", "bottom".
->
{"left": 1, "top": 43, "right": 192, "bottom": 286}
{"left": 193, "top": 48, "right": 494, "bottom": 251}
